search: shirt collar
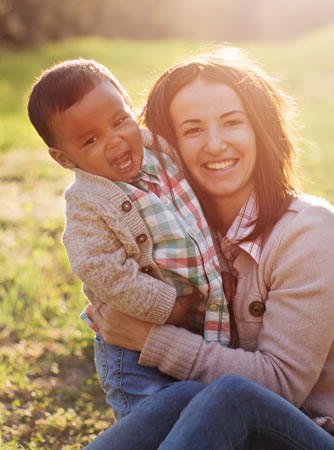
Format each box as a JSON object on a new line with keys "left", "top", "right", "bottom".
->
{"left": 225, "top": 192, "right": 262, "bottom": 264}
{"left": 130, "top": 147, "right": 160, "bottom": 184}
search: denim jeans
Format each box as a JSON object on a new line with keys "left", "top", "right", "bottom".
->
{"left": 84, "top": 375, "right": 334, "bottom": 450}
{"left": 94, "top": 334, "right": 176, "bottom": 420}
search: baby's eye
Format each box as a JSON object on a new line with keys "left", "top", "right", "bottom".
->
{"left": 113, "top": 116, "right": 129, "bottom": 127}
{"left": 84, "top": 137, "right": 97, "bottom": 146}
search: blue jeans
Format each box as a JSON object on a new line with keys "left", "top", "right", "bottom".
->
{"left": 94, "top": 334, "right": 175, "bottom": 419}
{"left": 85, "top": 375, "right": 334, "bottom": 449}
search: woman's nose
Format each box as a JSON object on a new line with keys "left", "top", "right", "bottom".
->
{"left": 205, "top": 128, "right": 226, "bottom": 154}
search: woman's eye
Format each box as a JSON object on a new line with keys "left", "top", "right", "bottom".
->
{"left": 184, "top": 127, "right": 201, "bottom": 136}
{"left": 224, "top": 119, "right": 241, "bottom": 127}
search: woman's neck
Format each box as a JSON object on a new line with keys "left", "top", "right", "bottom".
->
{"left": 201, "top": 197, "right": 237, "bottom": 236}
{"left": 215, "top": 201, "right": 241, "bottom": 235}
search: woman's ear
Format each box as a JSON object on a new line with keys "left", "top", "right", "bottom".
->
{"left": 48, "top": 148, "right": 76, "bottom": 169}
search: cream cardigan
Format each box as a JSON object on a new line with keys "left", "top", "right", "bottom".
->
{"left": 139, "top": 194, "right": 334, "bottom": 433}
{"left": 62, "top": 130, "right": 182, "bottom": 325}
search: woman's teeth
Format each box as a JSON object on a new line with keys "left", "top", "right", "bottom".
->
{"left": 205, "top": 160, "right": 236, "bottom": 170}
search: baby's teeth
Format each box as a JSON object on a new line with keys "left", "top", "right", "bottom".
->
{"left": 119, "top": 159, "right": 131, "bottom": 169}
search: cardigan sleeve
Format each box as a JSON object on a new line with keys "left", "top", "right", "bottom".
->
{"left": 139, "top": 201, "right": 334, "bottom": 407}
{"left": 63, "top": 190, "right": 176, "bottom": 325}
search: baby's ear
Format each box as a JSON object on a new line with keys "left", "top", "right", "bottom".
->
{"left": 48, "top": 148, "right": 76, "bottom": 169}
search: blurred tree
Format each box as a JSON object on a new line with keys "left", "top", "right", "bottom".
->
{"left": 0, "top": 0, "right": 334, "bottom": 48}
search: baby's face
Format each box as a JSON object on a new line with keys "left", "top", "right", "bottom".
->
{"left": 50, "top": 80, "right": 143, "bottom": 182}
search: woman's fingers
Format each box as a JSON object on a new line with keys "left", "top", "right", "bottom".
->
{"left": 90, "top": 305, "right": 153, "bottom": 351}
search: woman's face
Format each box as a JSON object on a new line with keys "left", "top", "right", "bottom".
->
{"left": 170, "top": 76, "right": 257, "bottom": 212}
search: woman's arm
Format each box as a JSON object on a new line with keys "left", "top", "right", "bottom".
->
{"left": 140, "top": 203, "right": 334, "bottom": 405}
{"left": 95, "top": 202, "right": 334, "bottom": 406}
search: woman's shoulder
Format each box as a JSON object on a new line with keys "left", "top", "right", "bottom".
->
{"left": 263, "top": 194, "right": 334, "bottom": 254}
{"left": 282, "top": 193, "right": 334, "bottom": 230}
{"left": 289, "top": 193, "right": 334, "bottom": 215}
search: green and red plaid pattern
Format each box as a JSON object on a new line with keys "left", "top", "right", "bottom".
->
{"left": 117, "top": 148, "right": 229, "bottom": 345}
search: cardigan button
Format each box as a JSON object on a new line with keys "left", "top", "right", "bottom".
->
{"left": 136, "top": 234, "right": 147, "bottom": 244}
{"left": 249, "top": 301, "right": 265, "bottom": 317}
{"left": 141, "top": 265, "right": 153, "bottom": 275}
{"left": 121, "top": 200, "right": 132, "bottom": 212}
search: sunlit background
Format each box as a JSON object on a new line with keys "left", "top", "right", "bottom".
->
{"left": 1, "top": 1, "right": 334, "bottom": 448}
{"left": 1, "top": 0, "right": 334, "bottom": 45}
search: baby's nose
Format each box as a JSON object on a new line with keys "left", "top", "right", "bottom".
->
{"left": 107, "top": 134, "right": 122, "bottom": 148}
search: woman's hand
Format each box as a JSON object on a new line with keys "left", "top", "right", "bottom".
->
{"left": 88, "top": 303, "right": 153, "bottom": 351}
{"left": 87, "top": 293, "right": 200, "bottom": 351}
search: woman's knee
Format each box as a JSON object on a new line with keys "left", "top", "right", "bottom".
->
{"left": 202, "top": 375, "right": 265, "bottom": 410}
{"left": 209, "top": 375, "right": 255, "bottom": 395}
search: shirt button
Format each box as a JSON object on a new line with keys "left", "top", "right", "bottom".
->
{"left": 141, "top": 265, "right": 153, "bottom": 275}
{"left": 136, "top": 234, "right": 147, "bottom": 244}
{"left": 209, "top": 303, "right": 218, "bottom": 312}
{"left": 121, "top": 200, "right": 132, "bottom": 212}
{"left": 188, "top": 229, "right": 194, "bottom": 237}
{"left": 206, "top": 265, "right": 212, "bottom": 275}
{"left": 162, "top": 197, "right": 169, "bottom": 205}
{"left": 249, "top": 301, "right": 265, "bottom": 317}
{"left": 224, "top": 237, "right": 231, "bottom": 246}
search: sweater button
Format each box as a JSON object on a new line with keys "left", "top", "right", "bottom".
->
{"left": 121, "top": 200, "right": 132, "bottom": 212}
{"left": 249, "top": 301, "right": 265, "bottom": 317}
{"left": 141, "top": 265, "right": 153, "bottom": 274}
{"left": 136, "top": 234, "right": 147, "bottom": 244}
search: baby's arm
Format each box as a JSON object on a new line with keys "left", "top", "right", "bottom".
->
{"left": 63, "top": 190, "right": 176, "bottom": 325}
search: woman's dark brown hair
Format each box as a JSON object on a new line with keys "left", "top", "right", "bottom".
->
{"left": 141, "top": 47, "right": 301, "bottom": 240}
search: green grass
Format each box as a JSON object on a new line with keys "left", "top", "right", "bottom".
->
{"left": 1, "top": 27, "right": 334, "bottom": 448}
{"left": 0, "top": 151, "right": 114, "bottom": 448}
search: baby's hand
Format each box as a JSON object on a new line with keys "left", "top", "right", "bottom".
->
{"left": 166, "top": 293, "right": 201, "bottom": 328}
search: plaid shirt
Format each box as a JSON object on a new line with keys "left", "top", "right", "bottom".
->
{"left": 114, "top": 148, "right": 229, "bottom": 345}
{"left": 208, "top": 193, "right": 260, "bottom": 345}
{"left": 218, "top": 192, "right": 261, "bottom": 270}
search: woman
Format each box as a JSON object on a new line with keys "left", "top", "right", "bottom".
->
{"left": 85, "top": 47, "right": 334, "bottom": 449}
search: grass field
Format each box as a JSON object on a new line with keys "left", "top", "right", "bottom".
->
{"left": 1, "top": 27, "right": 334, "bottom": 448}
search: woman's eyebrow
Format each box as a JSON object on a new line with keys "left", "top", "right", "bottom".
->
{"left": 179, "top": 110, "right": 245, "bottom": 127}
{"left": 179, "top": 118, "right": 201, "bottom": 127}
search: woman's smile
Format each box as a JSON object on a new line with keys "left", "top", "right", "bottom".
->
{"left": 202, "top": 158, "right": 238, "bottom": 171}
{"left": 170, "top": 76, "right": 257, "bottom": 215}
